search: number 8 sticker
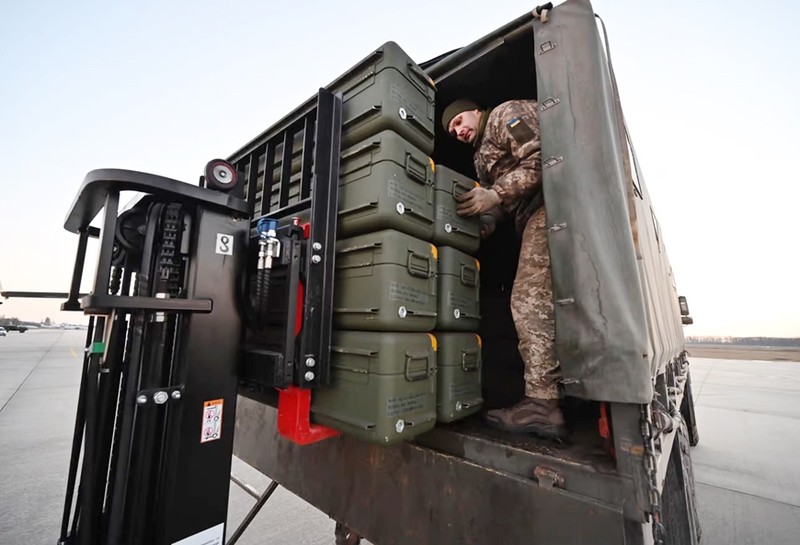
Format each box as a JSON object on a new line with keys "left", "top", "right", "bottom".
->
{"left": 216, "top": 233, "right": 233, "bottom": 255}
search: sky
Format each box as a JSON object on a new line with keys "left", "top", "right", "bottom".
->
{"left": 1, "top": 0, "right": 798, "bottom": 337}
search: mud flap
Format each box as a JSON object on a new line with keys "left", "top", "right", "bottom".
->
{"left": 680, "top": 371, "right": 701, "bottom": 446}
{"left": 661, "top": 418, "right": 702, "bottom": 545}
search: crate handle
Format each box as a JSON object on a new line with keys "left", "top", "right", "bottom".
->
{"left": 343, "top": 105, "right": 382, "bottom": 130}
{"left": 405, "top": 350, "right": 432, "bottom": 382}
{"left": 333, "top": 307, "right": 380, "bottom": 315}
{"left": 337, "top": 241, "right": 382, "bottom": 255}
{"left": 400, "top": 205, "right": 434, "bottom": 224}
{"left": 338, "top": 201, "right": 379, "bottom": 217}
{"left": 407, "top": 250, "right": 432, "bottom": 278}
{"left": 404, "top": 152, "right": 429, "bottom": 185}
{"left": 406, "top": 61, "right": 435, "bottom": 95}
{"left": 451, "top": 180, "right": 475, "bottom": 199}
{"left": 403, "top": 413, "right": 435, "bottom": 428}
{"left": 313, "top": 406, "right": 376, "bottom": 431}
{"left": 461, "top": 349, "right": 481, "bottom": 372}
{"left": 341, "top": 140, "right": 382, "bottom": 162}
{"left": 460, "top": 264, "right": 478, "bottom": 287}
{"left": 404, "top": 308, "right": 437, "bottom": 318}
{"left": 331, "top": 346, "right": 379, "bottom": 357}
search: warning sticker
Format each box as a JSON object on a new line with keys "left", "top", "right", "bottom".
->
{"left": 201, "top": 399, "right": 223, "bottom": 443}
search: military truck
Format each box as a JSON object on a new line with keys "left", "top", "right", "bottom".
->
{"left": 45, "top": 1, "right": 700, "bottom": 544}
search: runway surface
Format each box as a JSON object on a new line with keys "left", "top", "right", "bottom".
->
{"left": 1, "top": 329, "right": 798, "bottom": 544}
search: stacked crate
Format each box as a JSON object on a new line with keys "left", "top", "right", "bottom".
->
{"left": 307, "top": 42, "right": 440, "bottom": 444}
{"left": 254, "top": 41, "right": 483, "bottom": 444}
{"left": 430, "top": 166, "right": 484, "bottom": 423}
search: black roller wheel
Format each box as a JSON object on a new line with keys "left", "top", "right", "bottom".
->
{"left": 204, "top": 159, "right": 239, "bottom": 192}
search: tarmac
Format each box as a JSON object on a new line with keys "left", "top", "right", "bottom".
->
{"left": 1, "top": 329, "right": 799, "bottom": 545}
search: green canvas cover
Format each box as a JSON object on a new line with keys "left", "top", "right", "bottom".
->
{"left": 532, "top": 0, "right": 684, "bottom": 402}
{"left": 533, "top": 0, "right": 652, "bottom": 402}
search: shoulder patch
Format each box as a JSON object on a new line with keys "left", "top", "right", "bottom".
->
{"left": 506, "top": 117, "right": 536, "bottom": 145}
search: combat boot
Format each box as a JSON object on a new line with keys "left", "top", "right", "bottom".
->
{"left": 485, "top": 397, "right": 567, "bottom": 439}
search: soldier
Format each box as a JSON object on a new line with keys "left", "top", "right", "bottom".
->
{"left": 443, "top": 99, "right": 566, "bottom": 438}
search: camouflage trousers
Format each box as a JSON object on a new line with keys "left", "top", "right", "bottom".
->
{"left": 510, "top": 206, "right": 561, "bottom": 399}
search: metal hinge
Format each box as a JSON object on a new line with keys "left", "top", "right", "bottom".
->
{"left": 533, "top": 466, "right": 564, "bottom": 489}
{"left": 540, "top": 97, "right": 561, "bottom": 111}
{"left": 543, "top": 155, "right": 563, "bottom": 168}
{"left": 538, "top": 41, "right": 557, "bottom": 55}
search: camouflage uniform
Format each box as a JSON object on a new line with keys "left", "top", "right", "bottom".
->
{"left": 473, "top": 100, "right": 560, "bottom": 400}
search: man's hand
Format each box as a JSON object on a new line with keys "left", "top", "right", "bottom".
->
{"left": 456, "top": 187, "right": 502, "bottom": 217}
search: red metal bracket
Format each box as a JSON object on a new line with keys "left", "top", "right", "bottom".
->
{"left": 599, "top": 402, "right": 616, "bottom": 459}
{"left": 277, "top": 386, "right": 340, "bottom": 445}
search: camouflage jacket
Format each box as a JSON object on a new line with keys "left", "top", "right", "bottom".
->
{"left": 474, "top": 100, "right": 543, "bottom": 234}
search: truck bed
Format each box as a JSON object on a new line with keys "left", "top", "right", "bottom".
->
{"left": 422, "top": 411, "right": 615, "bottom": 475}
{"left": 234, "top": 393, "right": 628, "bottom": 545}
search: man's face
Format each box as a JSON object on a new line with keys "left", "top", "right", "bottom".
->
{"left": 448, "top": 109, "right": 482, "bottom": 144}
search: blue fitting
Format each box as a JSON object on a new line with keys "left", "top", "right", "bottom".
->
{"left": 256, "top": 218, "right": 278, "bottom": 238}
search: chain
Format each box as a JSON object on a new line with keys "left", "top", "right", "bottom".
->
{"left": 640, "top": 402, "right": 666, "bottom": 545}
{"left": 156, "top": 204, "right": 184, "bottom": 297}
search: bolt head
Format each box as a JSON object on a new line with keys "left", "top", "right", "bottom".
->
{"left": 395, "top": 419, "right": 405, "bottom": 433}
{"left": 311, "top": 254, "right": 321, "bottom": 264}
{"left": 305, "top": 357, "right": 316, "bottom": 368}
{"left": 455, "top": 401, "right": 463, "bottom": 412}
{"left": 304, "top": 371, "right": 315, "bottom": 381}
{"left": 153, "top": 391, "right": 169, "bottom": 404}
{"left": 136, "top": 395, "right": 148, "bottom": 405}
{"left": 397, "top": 306, "right": 407, "bottom": 318}
{"left": 312, "top": 242, "right": 322, "bottom": 251}
{"left": 171, "top": 390, "right": 182, "bottom": 400}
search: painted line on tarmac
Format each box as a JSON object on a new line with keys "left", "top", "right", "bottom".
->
{"left": 0, "top": 331, "right": 64, "bottom": 414}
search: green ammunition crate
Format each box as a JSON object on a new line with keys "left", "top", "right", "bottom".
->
{"left": 435, "top": 333, "right": 483, "bottom": 422}
{"left": 338, "top": 42, "right": 436, "bottom": 154}
{"left": 311, "top": 331, "right": 437, "bottom": 444}
{"left": 334, "top": 230, "right": 438, "bottom": 331}
{"left": 431, "top": 165, "right": 481, "bottom": 254}
{"left": 338, "top": 131, "right": 435, "bottom": 240}
{"left": 436, "top": 246, "right": 481, "bottom": 331}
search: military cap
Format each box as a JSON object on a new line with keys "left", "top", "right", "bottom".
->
{"left": 441, "top": 99, "right": 479, "bottom": 132}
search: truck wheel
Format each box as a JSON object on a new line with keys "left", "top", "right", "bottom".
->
{"left": 661, "top": 418, "right": 702, "bottom": 545}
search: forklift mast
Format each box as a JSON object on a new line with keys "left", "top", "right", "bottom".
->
{"left": 56, "top": 89, "right": 342, "bottom": 545}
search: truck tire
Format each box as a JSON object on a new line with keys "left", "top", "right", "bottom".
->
{"left": 661, "top": 418, "right": 702, "bottom": 544}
